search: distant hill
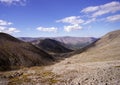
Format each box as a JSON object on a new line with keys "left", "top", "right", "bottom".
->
{"left": 32, "top": 38, "right": 73, "bottom": 54}
{"left": 19, "top": 37, "right": 97, "bottom": 50}
{"left": 0, "top": 33, "right": 54, "bottom": 71}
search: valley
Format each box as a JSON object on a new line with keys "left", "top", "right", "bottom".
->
{"left": 0, "top": 30, "right": 120, "bottom": 85}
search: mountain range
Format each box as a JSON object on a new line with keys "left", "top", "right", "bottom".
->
{"left": 0, "top": 30, "right": 120, "bottom": 85}
{"left": 19, "top": 36, "right": 97, "bottom": 50}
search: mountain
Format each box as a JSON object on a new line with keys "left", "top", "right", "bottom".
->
{"left": 32, "top": 38, "right": 73, "bottom": 54}
{"left": 19, "top": 37, "right": 97, "bottom": 50}
{"left": 0, "top": 33, "right": 54, "bottom": 71}
{"left": 1, "top": 30, "right": 120, "bottom": 85}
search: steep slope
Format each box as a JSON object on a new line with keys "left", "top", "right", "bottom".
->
{"left": 0, "top": 33, "right": 54, "bottom": 71}
{"left": 32, "top": 38, "right": 73, "bottom": 54}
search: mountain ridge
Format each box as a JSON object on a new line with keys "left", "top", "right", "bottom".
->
{"left": 0, "top": 32, "right": 54, "bottom": 71}
{"left": 32, "top": 38, "right": 73, "bottom": 54}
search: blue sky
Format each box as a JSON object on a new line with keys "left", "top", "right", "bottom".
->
{"left": 0, "top": 0, "right": 120, "bottom": 37}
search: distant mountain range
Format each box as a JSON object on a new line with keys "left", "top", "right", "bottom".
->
{"left": 19, "top": 37, "right": 97, "bottom": 50}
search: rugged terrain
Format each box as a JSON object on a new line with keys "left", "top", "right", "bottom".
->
{"left": 0, "top": 33, "right": 54, "bottom": 71}
{"left": 0, "top": 30, "right": 120, "bottom": 85}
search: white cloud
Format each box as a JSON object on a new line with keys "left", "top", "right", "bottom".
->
{"left": 84, "top": 18, "right": 96, "bottom": 24}
{"left": 81, "top": 1, "right": 120, "bottom": 17}
{"left": 57, "top": 16, "right": 84, "bottom": 25}
{"left": 0, "top": 26, "right": 6, "bottom": 31}
{"left": 106, "top": 14, "right": 120, "bottom": 22}
{"left": 0, "top": 19, "right": 20, "bottom": 34}
{"left": 0, "top": 27, "right": 20, "bottom": 33}
{"left": 57, "top": 16, "right": 84, "bottom": 32}
{"left": 7, "top": 27, "right": 20, "bottom": 33}
{"left": 0, "top": 0, "right": 26, "bottom": 5}
{"left": 36, "top": 26, "right": 57, "bottom": 33}
{"left": 56, "top": 1, "right": 120, "bottom": 32}
{"left": 0, "top": 20, "right": 12, "bottom": 25}
{"left": 81, "top": 6, "right": 99, "bottom": 13}
{"left": 64, "top": 24, "right": 82, "bottom": 32}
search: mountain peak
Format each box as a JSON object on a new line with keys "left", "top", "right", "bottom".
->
{"left": 104, "top": 30, "right": 120, "bottom": 39}
{"left": 96, "top": 30, "right": 120, "bottom": 46}
{"left": 0, "top": 32, "right": 21, "bottom": 42}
